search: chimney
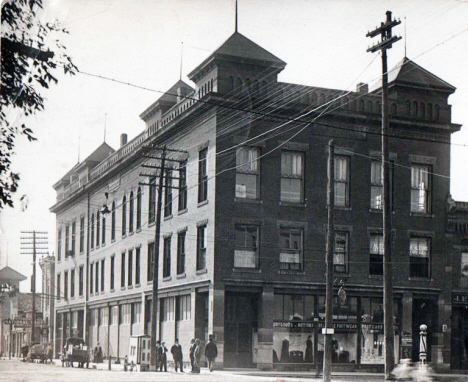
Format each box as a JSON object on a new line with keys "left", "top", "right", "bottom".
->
{"left": 120, "top": 133, "right": 128, "bottom": 147}
{"left": 356, "top": 82, "right": 368, "bottom": 94}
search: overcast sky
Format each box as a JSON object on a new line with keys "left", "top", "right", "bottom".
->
{"left": 1, "top": 0, "right": 468, "bottom": 291}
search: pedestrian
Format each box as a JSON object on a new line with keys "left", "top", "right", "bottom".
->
{"left": 204, "top": 334, "right": 218, "bottom": 372}
{"left": 158, "top": 341, "right": 168, "bottom": 372}
{"left": 189, "top": 338, "right": 195, "bottom": 372}
{"left": 170, "top": 338, "right": 184, "bottom": 372}
{"left": 46, "top": 342, "right": 53, "bottom": 364}
{"left": 193, "top": 338, "right": 202, "bottom": 373}
{"left": 124, "top": 355, "right": 128, "bottom": 372}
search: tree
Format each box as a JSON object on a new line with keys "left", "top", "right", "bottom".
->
{"left": 1, "top": 0, "right": 78, "bottom": 208}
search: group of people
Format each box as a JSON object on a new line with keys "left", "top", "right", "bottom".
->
{"left": 154, "top": 335, "right": 218, "bottom": 373}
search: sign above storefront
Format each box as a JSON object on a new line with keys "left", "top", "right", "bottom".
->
{"left": 453, "top": 294, "right": 468, "bottom": 304}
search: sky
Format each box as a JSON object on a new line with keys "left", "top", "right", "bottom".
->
{"left": 1, "top": 0, "right": 468, "bottom": 291}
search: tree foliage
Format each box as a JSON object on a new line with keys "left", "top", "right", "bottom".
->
{"left": 1, "top": 0, "right": 78, "bottom": 208}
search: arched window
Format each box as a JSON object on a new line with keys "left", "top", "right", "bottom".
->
{"left": 420, "top": 102, "right": 425, "bottom": 119}
{"left": 412, "top": 101, "right": 418, "bottom": 117}
{"left": 96, "top": 211, "right": 100, "bottom": 247}
{"left": 136, "top": 187, "right": 142, "bottom": 230}
{"left": 111, "top": 202, "right": 116, "bottom": 241}
{"left": 428, "top": 103, "right": 433, "bottom": 120}
{"left": 129, "top": 191, "right": 134, "bottom": 233}
{"left": 101, "top": 211, "right": 106, "bottom": 245}
{"left": 405, "top": 100, "right": 411, "bottom": 115}
{"left": 122, "top": 196, "right": 126, "bottom": 236}
{"left": 91, "top": 213, "right": 95, "bottom": 249}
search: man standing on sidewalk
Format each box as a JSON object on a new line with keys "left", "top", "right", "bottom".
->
{"left": 170, "top": 339, "right": 183, "bottom": 372}
{"left": 204, "top": 334, "right": 218, "bottom": 372}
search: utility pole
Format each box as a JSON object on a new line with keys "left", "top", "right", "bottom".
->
{"left": 323, "top": 139, "right": 334, "bottom": 382}
{"left": 367, "top": 11, "right": 401, "bottom": 379}
{"left": 139, "top": 144, "right": 187, "bottom": 371}
{"left": 21, "top": 231, "right": 48, "bottom": 344}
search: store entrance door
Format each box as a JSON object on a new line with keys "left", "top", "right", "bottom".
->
{"left": 412, "top": 299, "right": 437, "bottom": 362}
{"left": 224, "top": 292, "right": 257, "bottom": 368}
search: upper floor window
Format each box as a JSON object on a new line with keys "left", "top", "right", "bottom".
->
{"left": 281, "top": 151, "right": 304, "bottom": 203}
{"left": 234, "top": 224, "right": 259, "bottom": 268}
{"left": 57, "top": 273, "right": 61, "bottom": 301}
{"left": 236, "top": 147, "right": 260, "bottom": 199}
{"left": 411, "top": 164, "right": 431, "bottom": 213}
{"left": 121, "top": 252, "right": 126, "bottom": 288}
{"left": 128, "top": 250, "right": 133, "bottom": 286}
{"left": 111, "top": 202, "right": 116, "bottom": 241}
{"left": 129, "top": 191, "right": 134, "bottom": 233}
{"left": 178, "top": 161, "right": 187, "bottom": 211}
{"left": 135, "top": 247, "right": 140, "bottom": 285}
{"left": 101, "top": 213, "right": 106, "bottom": 245}
{"left": 96, "top": 211, "right": 100, "bottom": 247}
{"left": 110, "top": 256, "right": 115, "bottom": 290}
{"left": 147, "top": 243, "right": 155, "bottom": 281}
{"left": 79, "top": 266, "right": 84, "bottom": 296}
{"left": 279, "top": 227, "right": 303, "bottom": 271}
{"left": 79, "top": 217, "right": 85, "bottom": 253}
{"left": 198, "top": 148, "right": 208, "bottom": 203}
{"left": 71, "top": 221, "right": 76, "bottom": 255}
{"left": 100, "top": 259, "right": 105, "bottom": 292}
{"left": 369, "top": 233, "right": 384, "bottom": 276}
{"left": 57, "top": 229, "right": 62, "bottom": 261}
{"left": 70, "top": 269, "right": 75, "bottom": 298}
{"left": 65, "top": 224, "right": 70, "bottom": 255}
{"left": 122, "top": 196, "right": 127, "bottom": 236}
{"left": 334, "top": 231, "right": 349, "bottom": 273}
{"left": 177, "top": 232, "right": 186, "bottom": 275}
{"left": 409, "top": 237, "right": 430, "bottom": 278}
{"left": 64, "top": 271, "right": 68, "bottom": 300}
{"left": 149, "top": 177, "right": 156, "bottom": 223}
{"left": 90, "top": 263, "right": 94, "bottom": 294}
{"left": 136, "top": 187, "right": 142, "bottom": 229}
{"left": 90, "top": 214, "right": 95, "bottom": 249}
{"left": 334, "top": 156, "right": 350, "bottom": 207}
{"left": 196, "top": 225, "right": 206, "bottom": 270}
{"left": 164, "top": 169, "right": 173, "bottom": 217}
{"left": 163, "top": 237, "right": 171, "bottom": 278}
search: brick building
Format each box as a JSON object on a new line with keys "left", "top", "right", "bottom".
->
{"left": 51, "top": 30, "right": 463, "bottom": 370}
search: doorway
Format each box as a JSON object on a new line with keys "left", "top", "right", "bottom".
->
{"left": 412, "top": 299, "right": 437, "bottom": 362}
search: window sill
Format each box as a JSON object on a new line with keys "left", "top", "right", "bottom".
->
{"left": 129, "top": 231, "right": 134, "bottom": 236}
{"left": 368, "top": 274, "right": 383, "bottom": 279}
{"left": 408, "top": 277, "right": 432, "bottom": 281}
{"left": 163, "top": 276, "right": 172, "bottom": 282}
{"left": 149, "top": 221, "right": 156, "bottom": 228}
{"left": 279, "top": 201, "right": 306, "bottom": 207}
{"left": 410, "top": 212, "right": 433, "bottom": 218}
{"left": 122, "top": 234, "right": 127, "bottom": 239}
{"left": 110, "top": 289, "right": 115, "bottom": 293}
{"left": 80, "top": 251, "right": 84, "bottom": 256}
{"left": 178, "top": 208, "right": 188, "bottom": 215}
{"left": 334, "top": 206, "right": 352, "bottom": 211}
{"left": 111, "top": 239, "right": 116, "bottom": 243}
{"left": 100, "top": 290, "right": 104, "bottom": 294}
{"left": 164, "top": 214, "right": 173, "bottom": 221}
{"left": 136, "top": 227, "right": 142, "bottom": 233}
{"left": 198, "top": 200, "right": 209, "bottom": 208}
{"left": 128, "top": 285, "right": 133, "bottom": 290}
{"left": 135, "top": 283, "right": 141, "bottom": 288}
{"left": 278, "top": 269, "right": 306, "bottom": 275}
{"left": 176, "top": 272, "right": 186, "bottom": 279}
{"left": 233, "top": 268, "right": 261, "bottom": 274}
{"left": 196, "top": 268, "right": 208, "bottom": 275}
{"left": 147, "top": 280, "right": 153, "bottom": 285}
{"left": 121, "top": 287, "right": 126, "bottom": 291}
{"left": 235, "top": 198, "right": 263, "bottom": 204}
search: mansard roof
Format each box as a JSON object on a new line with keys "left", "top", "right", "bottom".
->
{"left": 188, "top": 32, "right": 286, "bottom": 80}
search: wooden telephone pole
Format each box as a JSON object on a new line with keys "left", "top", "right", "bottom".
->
{"left": 139, "top": 144, "right": 187, "bottom": 371}
{"left": 20, "top": 231, "right": 48, "bottom": 344}
{"left": 366, "top": 11, "right": 401, "bottom": 379}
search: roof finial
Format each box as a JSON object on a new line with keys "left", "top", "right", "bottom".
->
{"left": 235, "top": 0, "right": 238, "bottom": 33}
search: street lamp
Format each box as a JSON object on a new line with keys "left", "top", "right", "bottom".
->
{"left": 100, "top": 192, "right": 111, "bottom": 215}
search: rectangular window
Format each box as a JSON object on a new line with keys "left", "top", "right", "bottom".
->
{"left": 176, "top": 295, "right": 191, "bottom": 321}
{"left": 65, "top": 225, "right": 70, "bottom": 256}
{"left": 121, "top": 252, "right": 126, "bottom": 288}
{"left": 197, "top": 225, "right": 206, "bottom": 270}
{"left": 137, "top": 188, "right": 142, "bottom": 229}
{"left": 102, "top": 215, "right": 106, "bottom": 245}
{"left": 120, "top": 304, "right": 131, "bottom": 325}
{"left": 279, "top": 227, "right": 303, "bottom": 271}
{"left": 410, "top": 237, "right": 431, "bottom": 278}
{"left": 100, "top": 307, "right": 108, "bottom": 326}
{"left": 163, "top": 237, "right": 171, "bottom": 278}
{"left": 281, "top": 151, "right": 304, "bottom": 203}
{"left": 57, "top": 273, "right": 61, "bottom": 301}
{"left": 57, "top": 229, "right": 62, "bottom": 261}
{"left": 132, "top": 302, "right": 142, "bottom": 324}
{"left": 90, "top": 263, "right": 94, "bottom": 294}
{"left": 64, "top": 271, "right": 68, "bottom": 300}
{"left": 110, "top": 256, "right": 115, "bottom": 290}
{"left": 178, "top": 161, "right": 187, "bottom": 211}
{"left": 79, "top": 217, "right": 85, "bottom": 253}
{"left": 129, "top": 193, "right": 134, "bottom": 233}
{"left": 147, "top": 243, "right": 154, "bottom": 281}
{"left": 91, "top": 214, "right": 95, "bottom": 249}
{"left": 122, "top": 197, "right": 127, "bottom": 236}
{"left": 370, "top": 160, "right": 383, "bottom": 210}
{"left": 70, "top": 269, "right": 75, "bottom": 298}
{"left": 95, "top": 261, "right": 99, "bottom": 293}
{"left": 164, "top": 169, "right": 173, "bottom": 217}
{"left": 135, "top": 248, "right": 140, "bottom": 285}
{"left": 236, "top": 147, "right": 260, "bottom": 199}
{"left": 110, "top": 306, "right": 119, "bottom": 325}
{"left": 96, "top": 212, "right": 100, "bottom": 247}
{"left": 101, "top": 259, "right": 105, "bottom": 292}
{"left": 71, "top": 221, "right": 76, "bottom": 255}
{"left": 335, "top": 156, "right": 350, "bottom": 207}
{"left": 177, "top": 232, "right": 186, "bottom": 275}
{"left": 234, "top": 224, "right": 259, "bottom": 268}
{"left": 161, "top": 297, "right": 175, "bottom": 321}
{"left": 411, "top": 164, "right": 431, "bottom": 213}
{"left": 369, "top": 234, "right": 384, "bottom": 275}
{"left": 111, "top": 203, "right": 116, "bottom": 241}
{"left": 149, "top": 177, "right": 156, "bottom": 224}
{"left": 198, "top": 148, "right": 208, "bottom": 203}
{"left": 128, "top": 250, "right": 133, "bottom": 286}
{"left": 334, "top": 231, "right": 349, "bottom": 273}
{"left": 79, "top": 266, "right": 84, "bottom": 296}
